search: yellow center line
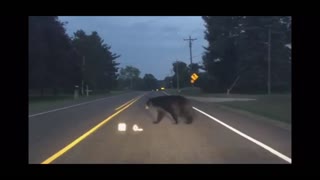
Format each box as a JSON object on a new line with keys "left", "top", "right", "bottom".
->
{"left": 41, "top": 94, "right": 144, "bottom": 164}
{"left": 114, "top": 96, "right": 138, "bottom": 111}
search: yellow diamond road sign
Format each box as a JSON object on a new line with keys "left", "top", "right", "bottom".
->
{"left": 191, "top": 73, "right": 199, "bottom": 81}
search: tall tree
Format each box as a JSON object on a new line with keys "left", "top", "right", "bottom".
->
{"left": 235, "top": 16, "right": 291, "bottom": 93}
{"left": 202, "top": 16, "right": 242, "bottom": 92}
{"left": 172, "top": 61, "right": 189, "bottom": 88}
{"left": 118, "top": 66, "right": 141, "bottom": 89}
{"left": 188, "top": 63, "right": 200, "bottom": 74}
{"left": 202, "top": 16, "right": 291, "bottom": 93}
{"left": 29, "top": 16, "right": 82, "bottom": 95}
{"left": 72, "top": 30, "right": 120, "bottom": 92}
{"left": 143, "top": 74, "right": 158, "bottom": 90}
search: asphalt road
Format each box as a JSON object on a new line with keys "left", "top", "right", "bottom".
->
{"left": 29, "top": 91, "right": 291, "bottom": 164}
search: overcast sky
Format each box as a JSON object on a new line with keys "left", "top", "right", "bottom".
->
{"left": 58, "top": 16, "right": 207, "bottom": 80}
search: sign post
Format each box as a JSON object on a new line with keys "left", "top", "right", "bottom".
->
{"left": 74, "top": 85, "right": 79, "bottom": 99}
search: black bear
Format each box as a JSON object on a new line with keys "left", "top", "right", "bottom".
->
{"left": 145, "top": 95, "right": 194, "bottom": 124}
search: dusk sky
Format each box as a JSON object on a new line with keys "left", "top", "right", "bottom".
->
{"left": 58, "top": 16, "right": 207, "bottom": 80}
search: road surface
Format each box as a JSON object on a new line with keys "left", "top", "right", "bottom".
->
{"left": 29, "top": 91, "right": 291, "bottom": 164}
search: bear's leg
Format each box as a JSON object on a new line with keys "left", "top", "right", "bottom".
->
{"left": 185, "top": 115, "right": 193, "bottom": 124}
{"left": 167, "top": 110, "right": 178, "bottom": 124}
{"left": 154, "top": 110, "right": 165, "bottom": 124}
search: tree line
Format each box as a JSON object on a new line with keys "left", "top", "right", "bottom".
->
{"left": 164, "top": 16, "right": 291, "bottom": 94}
{"left": 29, "top": 16, "right": 291, "bottom": 95}
{"left": 29, "top": 16, "right": 159, "bottom": 96}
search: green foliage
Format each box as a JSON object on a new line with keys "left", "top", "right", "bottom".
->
{"left": 202, "top": 16, "right": 291, "bottom": 93}
{"left": 71, "top": 30, "right": 120, "bottom": 91}
{"left": 29, "top": 16, "right": 82, "bottom": 95}
{"left": 29, "top": 16, "right": 120, "bottom": 95}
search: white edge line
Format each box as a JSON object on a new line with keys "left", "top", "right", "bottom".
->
{"left": 29, "top": 93, "right": 134, "bottom": 118}
{"left": 162, "top": 90, "right": 291, "bottom": 164}
{"left": 29, "top": 97, "right": 111, "bottom": 118}
{"left": 162, "top": 91, "right": 169, "bottom": 95}
{"left": 193, "top": 107, "right": 291, "bottom": 163}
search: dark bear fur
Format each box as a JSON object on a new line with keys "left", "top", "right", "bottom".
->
{"left": 145, "top": 95, "right": 194, "bottom": 124}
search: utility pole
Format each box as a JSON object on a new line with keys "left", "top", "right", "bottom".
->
{"left": 266, "top": 27, "right": 284, "bottom": 95}
{"left": 267, "top": 28, "right": 271, "bottom": 95}
{"left": 184, "top": 35, "right": 197, "bottom": 87}
{"left": 184, "top": 35, "right": 197, "bottom": 65}
{"left": 86, "top": 84, "right": 89, "bottom": 96}
{"left": 248, "top": 25, "right": 283, "bottom": 95}
{"left": 82, "top": 56, "right": 85, "bottom": 96}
